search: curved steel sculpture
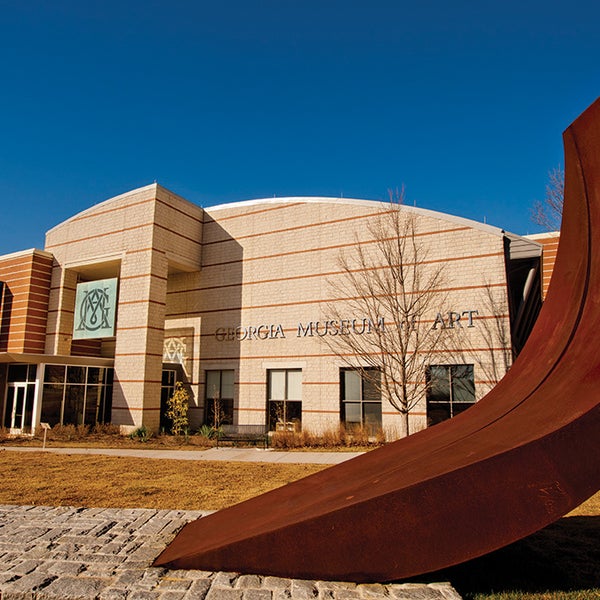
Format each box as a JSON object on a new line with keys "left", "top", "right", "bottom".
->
{"left": 154, "top": 98, "right": 600, "bottom": 582}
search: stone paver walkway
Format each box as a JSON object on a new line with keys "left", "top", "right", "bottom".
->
{"left": 0, "top": 505, "right": 462, "bottom": 600}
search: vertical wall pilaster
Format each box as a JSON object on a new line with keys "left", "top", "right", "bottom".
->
{"left": 112, "top": 249, "right": 168, "bottom": 432}
{"left": 42, "top": 184, "right": 204, "bottom": 433}
{"left": 45, "top": 266, "right": 77, "bottom": 355}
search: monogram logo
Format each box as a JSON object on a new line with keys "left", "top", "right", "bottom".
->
{"left": 73, "top": 277, "right": 118, "bottom": 340}
{"left": 76, "top": 286, "right": 111, "bottom": 332}
{"left": 163, "top": 337, "right": 187, "bottom": 364}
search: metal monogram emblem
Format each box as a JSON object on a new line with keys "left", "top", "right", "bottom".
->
{"left": 163, "top": 337, "right": 187, "bottom": 364}
{"left": 76, "top": 286, "right": 111, "bottom": 332}
{"left": 73, "top": 277, "right": 117, "bottom": 339}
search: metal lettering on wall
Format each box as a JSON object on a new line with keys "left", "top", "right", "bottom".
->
{"left": 73, "top": 278, "right": 118, "bottom": 340}
{"left": 215, "top": 310, "right": 478, "bottom": 341}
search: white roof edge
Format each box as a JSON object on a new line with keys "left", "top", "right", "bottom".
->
{"left": 525, "top": 231, "right": 561, "bottom": 240}
{"left": 206, "top": 195, "right": 526, "bottom": 240}
{"left": 45, "top": 183, "right": 160, "bottom": 237}
{"left": 42, "top": 184, "right": 539, "bottom": 247}
{"left": 0, "top": 247, "right": 54, "bottom": 261}
{"left": 45, "top": 183, "right": 204, "bottom": 239}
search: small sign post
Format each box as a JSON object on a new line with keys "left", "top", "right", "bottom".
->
{"left": 40, "top": 422, "right": 51, "bottom": 450}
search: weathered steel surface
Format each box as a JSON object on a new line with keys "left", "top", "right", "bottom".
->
{"left": 154, "top": 98, "right": 600, "bottom": 582}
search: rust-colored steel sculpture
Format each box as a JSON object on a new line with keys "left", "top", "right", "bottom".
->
{"left": 154, "top": 98, "right": 600, "bottom": 582}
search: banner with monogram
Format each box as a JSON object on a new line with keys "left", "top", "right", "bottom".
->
{"left": 73, "top": 278, "right": 118, "bottom": 339}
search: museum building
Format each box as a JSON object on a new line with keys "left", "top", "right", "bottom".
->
{"left": 0, "top": 184, "right": 548, "bottom": 439}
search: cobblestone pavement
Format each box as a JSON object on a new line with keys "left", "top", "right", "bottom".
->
{"left": 0, "top": 505, "right": 462, "bottom": 600}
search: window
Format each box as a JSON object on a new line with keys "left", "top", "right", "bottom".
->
{"left": 3, "top": 364, "right": 37, "bottom": 433}
{"left": 40, "top": 365, "right": 113, "bottom": 427}
{"left": 426, "top": 364, "right": 475, "bottom": 426}
{"left": 7, "top": 364, "right": 37, "bottom": 383}
{"left": 160, "top": 369, "right": 177, "bottom": 431}
{"left": 267, "top": 369, "right": 302, "bottom": 431}
{"left": 340, "top": 368, "right": 382, "bottom": 433}
{"left": 205, "top": 370, "right": 235, "bottom": 427}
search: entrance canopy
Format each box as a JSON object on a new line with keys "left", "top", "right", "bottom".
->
{"left": 0, "top": 353, "right": 113, "bottom": 367}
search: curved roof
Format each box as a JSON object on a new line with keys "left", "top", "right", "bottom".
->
{"left": 45, "top": 183, "right": 198, "bottom": 238}
{"left": 45, "top": 184, "right": 539, "bottom": 252}
{"left": 206, "top": 195, "right": 511, "bottom": 238}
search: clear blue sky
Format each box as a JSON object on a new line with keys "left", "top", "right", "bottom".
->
{"left": 1, "top": 0, "right": 599, "bottom": 255}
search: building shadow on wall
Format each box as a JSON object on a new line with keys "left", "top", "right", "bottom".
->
{"left": 421, "top": 515, "right": 600, "bottom": 595}
{"left": 196, "top": 219, "right": 244, "bottom": 428}
{"left": 159, "top": 218, "right": 244, "bottom": 430}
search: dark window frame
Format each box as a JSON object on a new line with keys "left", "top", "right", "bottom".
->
{"left": 40, "top": 364, "right": 113, "bottom": 427}
{"left": 204, "top": 369, "right": 235, "bottom": 427}
{"left": 426, "top": 364, "right": 475, "bottom": 427}
{"left": 267, "top": 369, "right": 302, "bottom": 432}
{"left": 160, "top": 369, "right": 177, "bottom": 432}
{"left": 340, "top": 367, "right": 382, "bottom": 433}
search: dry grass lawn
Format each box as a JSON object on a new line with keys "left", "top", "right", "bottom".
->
{"left": 2, "top": 448, "right": 597, "bottom": 514}
{"left": 0, "top": 451, "right": 326, "bottom": 510}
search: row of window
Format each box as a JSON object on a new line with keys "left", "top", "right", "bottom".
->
{"left": 194, "top": 365, "right": 476, "bottom": 431}
{"left": 40, "top": 365, "right": 114, "bottom": 427}
{"left": 2, "top": 364, "right": 114, "bottom": 431}
{"left": 2, "top": 363, "right": 475, "bottom": 432}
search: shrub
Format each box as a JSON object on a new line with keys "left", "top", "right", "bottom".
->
{"left": 166, "top": 382, "right": 190, "bottom": 435}
{"left": 129, "top": 425, "right": 152, "bottom": 442}
{"left": 269, "top": 424, "right": 386, "bottom": 449}
{"left": 270, "top": 431, "right": 300, "bottom": 449}
{"left": 197, "top": 424, "right": 219, "bottom": 440}
{"left": 321, "top": 426, "right": 344, "bottom": 447}
{"left": 91, "top": 423, "right": 121, "bottom": 436}
{"left": 44, "top": 424, "right": 90, "bottom": 442}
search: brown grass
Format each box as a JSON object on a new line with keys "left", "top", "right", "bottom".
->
{"left": 568, "top": 492, "right": 600, "bottom": 517}
{"left": 0, "top": 450, "right": 325, "bottom": 511}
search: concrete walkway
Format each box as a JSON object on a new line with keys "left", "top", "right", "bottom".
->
{"left": 1, "top": 445, "right": 364, "bottom": 464}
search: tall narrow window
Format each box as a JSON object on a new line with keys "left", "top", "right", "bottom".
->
{"left": 426, "top": 364, "right": 475, "bottom": 426}
{"left": 340, "top": 368, "right": 382, "bottom": 433}
{"left": 267, "top": 369, "right": 302, "bottom": 431}
{"left": 160, "top": 369, "right": 177, "bottom": 431}
{"left": 205, "top": 370, "right": 235, "bottom": 426}
{"left": 4, "top": 364, "right": 37, "bottom": 433}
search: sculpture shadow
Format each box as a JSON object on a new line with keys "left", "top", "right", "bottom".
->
{"left": 425, "top": 515, "right": 600, "bottom": 595}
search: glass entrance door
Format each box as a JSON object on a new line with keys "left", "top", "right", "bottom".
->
{"left": 4, "top": 383, "right": 34, "bottom": 433}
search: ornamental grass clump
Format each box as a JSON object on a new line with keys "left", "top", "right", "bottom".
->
{"left": 166, "top": 381, "right": 190, "bottom": 435}
{"left": 269, "top": 424, "right": 387, "bottom": 449}
{"left": 129, "top": 425, "right": 152, "bottom": 442}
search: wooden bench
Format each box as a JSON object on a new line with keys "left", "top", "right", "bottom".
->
{"left": 216, "top": 424, "right": 269, "bottom": 449}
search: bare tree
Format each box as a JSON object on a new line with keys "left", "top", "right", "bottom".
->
{"left": 324, "top": 190, "right": 449, "bottom": 437}
{"left": 208, "top": 388, "right": 226, "bottom": 430}
{"left": 453, "top": 283, "right": 512, "bottom": 390}
{"left": 532, "top": 166, "right": 564, "bottom": 231}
